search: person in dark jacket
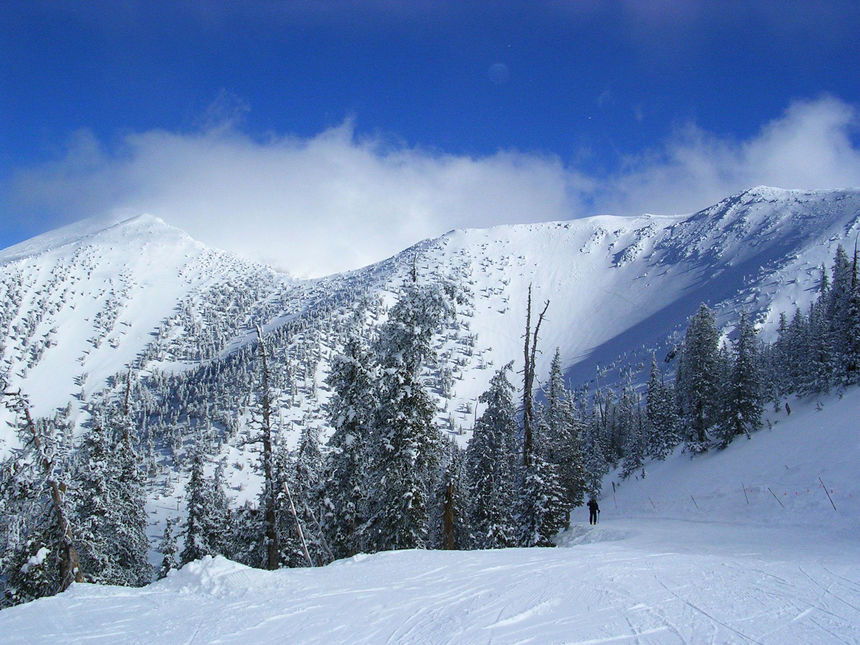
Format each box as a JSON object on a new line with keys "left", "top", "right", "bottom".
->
{"left": 587, "top": 498, "right": 600, "bottom": 525}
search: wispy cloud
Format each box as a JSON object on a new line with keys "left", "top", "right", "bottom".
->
{"left": 594, "top": 96, "right": 860, "bottom": 215}
{"left": 7, "top": 96, "right": 860, "bottom": 276}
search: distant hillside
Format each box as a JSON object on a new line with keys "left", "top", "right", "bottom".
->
{"left": 2, "top": 187, "right": 859, "bottom": 457}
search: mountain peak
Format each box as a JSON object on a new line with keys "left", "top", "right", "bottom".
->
{"left": 0, "top": 213, "right": 194, "bottom": 264}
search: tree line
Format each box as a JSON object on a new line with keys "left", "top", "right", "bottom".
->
{"left": 2, "top": 244, "right": 858, "bottom": 607}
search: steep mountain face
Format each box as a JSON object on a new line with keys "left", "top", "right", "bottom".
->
{"left": 1, "top": 187, "right": 858, "bottom": 460}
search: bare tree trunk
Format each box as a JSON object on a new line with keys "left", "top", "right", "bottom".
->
{"left": 521, "top": 285, "right": 549, "bottom": 469}
{"left": 523, "top": 286, "right": 533, "bottom": 468}
{"left": 122, "top": 369, "right": 134, "bottom": 448}
{"left": 4, "top": 390, "right": 84, "bottom": 590}
{"left": 443, "top": 482, "right": 456, "bottom": 550}
{"left": 256, "top": 325, "right": 280, "bottom": 570}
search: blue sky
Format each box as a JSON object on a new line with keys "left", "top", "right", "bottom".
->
{"left": 2, "top": 1, "right": 860, "bottom": 275}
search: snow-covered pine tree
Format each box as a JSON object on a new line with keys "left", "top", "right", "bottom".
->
{"left": 541, "top": 349, "right": 587, "bottom": 517}
{"left": 429, "top": 438, "right": 469, "bottom": 550}
{"left": 0, "top": 388, "right": 82, "bottom": 606}
{"left": 227, "top": 503, "right": 263, "bottom": 568}
{"left": 766, "top": 312, "right": 792, "bottom": 404}
{"left": 619, "top": 389, "right": 646, "bottom": 478}
{"left": 280, "top": 422, "right": 327, "bottom": 567}
{"left": 717, "top": 311, "right": 763, "bottom": 448}
{"left": 580, "top": 402, "right": 610, "bottom": 499}
{"left": 802, "top": 296, "right": 833, "bottom": 395}
{"left": 645, "top": 355, "right": 680, "bottom": 460}
{"left": 363, "top": 280, "right": 452, "bottom": 553}
{"left": 826, "top": 245, "right": 853, "bottom": 384}
{"left": 180, "top": 447, "right": 230, "bottom": 566}
{"left": 252, "top": 325, "right": 280, "bottom": 570}
{"left": 846, "top": 244, "right": 860, "bottom": 383}
{"left": 676, "top": 304, "right": 721, "bottom": 453}
{"left": 516, "top": 447, "right": 568, "bottom": 548}
{"left": 157, "top": 517, "right": 179, "bottom": 579}
{"left": 783, "top": 307, "right": 809, "bottom": 394}
{"left": 180, "top": 448, "right": 209, "bottom": 565}
{"left": 465, "top": 363, "right": 519, "bottom": 549}
{"left": 323, "top": 334, "right": 377, "bottom": 558}
{"left": 72, "top": 411, "right": 151, "bottom": 586}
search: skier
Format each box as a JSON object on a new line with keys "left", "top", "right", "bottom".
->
{"left": 587, "top": 498, "right": 600, "bottom": 525}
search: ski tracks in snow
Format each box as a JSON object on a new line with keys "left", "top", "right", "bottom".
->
{"left": 1, "top": 520, "right": 859, "bottom": 644}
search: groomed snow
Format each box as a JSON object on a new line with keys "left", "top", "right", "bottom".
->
{"left": 1, "top": 391, "right": 857, "bottom": 644}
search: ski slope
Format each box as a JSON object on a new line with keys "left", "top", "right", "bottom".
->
{"left": 2, "top": 391, "right": 857, "bottom": 644}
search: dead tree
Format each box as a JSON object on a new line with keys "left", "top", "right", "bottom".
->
{"left": 443, "top": 482, "right": 456, "bottom": 550}
{"left": 3, "top": 389, "right": 84, "bottom": 591}
{"left": 521, "top": 284, "right": 549, "bottom": 469}
{"left": 255, "top": 325, "right": 280, "bottom": 570}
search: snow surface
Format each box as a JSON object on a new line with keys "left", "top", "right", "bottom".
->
{"left": 2, "top": 391, "right": 857, "bottom": 644}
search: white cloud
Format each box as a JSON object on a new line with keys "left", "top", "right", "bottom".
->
{"left": 9, "top": 122, "right": 589, "bottom": 277}
{"left": 592, "top": 96, "right": 860, "bottom": 216}
{"left": 8, "top": 96, "right": 860, "bottom": 276}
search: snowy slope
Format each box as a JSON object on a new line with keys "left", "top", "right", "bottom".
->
{"left": 0, "top": 214, "right": 291, "bottom": 445}
{"left": 1, "top": 390, "right": 857, "bottom": 644}
{"left": 2, "top": 187, "right": 859, "bottom": 455}
{"left": 409, "top": 186, "right": 860, "bottom": 402}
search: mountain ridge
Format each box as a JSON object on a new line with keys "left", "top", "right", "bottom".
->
{"left": 1, "top": 186, "right": 859, "bottom": 454}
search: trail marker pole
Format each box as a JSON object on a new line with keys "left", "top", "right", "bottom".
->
{"left": 819, "top": 477, "right": 838, "bottom": 512}
{"left": 768, "top": 487, "right": 784, "bottom": 508}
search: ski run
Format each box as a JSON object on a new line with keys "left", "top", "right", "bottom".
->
{"left": 0, "top": 389, "right": 857, "bottom": 644}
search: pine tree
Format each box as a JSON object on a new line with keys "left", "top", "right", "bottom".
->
{"left": 252, "top": 325, "right": 280, "bottom": 570}
{"left": 803, "top": 298, "right": 833, "bottom": 394}
{"left": 768, "top": 312, "right": 792, "bottom": 402}
{"left": 580, "top": 406, "right": 609, "bottom": 499}
{"left": 280, "top": 423, "right": 327, "bottom": 567}
{"left": 645, "top": 355, "right": 680, "bottom": 460}
{"left": 180, "top": 449, "right": 209, "bottom": 565}
{"left": 784, "top": 307, "right": 809, "bottom": 394}
{"left": 157, "top": 517, "right": 179, "bottom": 579}
{"left": 430, "top": 438, "right": 469, "bottom": 550}
{"left": 0, "top": 389, "right": 82, "bottom": 606}
{"left": 516, "top": 449, "right": 568, "bottom": 547}
{"left": 180, "top": 448, "right": 230, "bottom": 566}
{"left": 826, "top": 245, "right": 853, "bottom": 383}
{"left": 323, "top": 335, "right": 377, "bottom": 558}
{"left": 618, "top": 389, "right": 645, "bottom": 478}
{"left": 363, "top": 281, "right": 452, "bottom": 552}
{"left": 521, "top": 285, "right": 549, "bottom": 469}
{"left": 542, "top": 349, "right": 587, "bottom": 516}
{"left": 717, "top": 312, "right": 763, "bottom": 448}
{"left": 73, "top": 413, "right": 151, "bottom": 586}
{"left": 676, "top": 304, "right": 721, "bottom": 452}
{"left": 516, "top": 302, "right": 569, "bottom": 547}
{"left": 465, "top": 364, "right": 518, "bottom": 549}
{"left": 846, "top": 244, "right": 860, "bottom": 382}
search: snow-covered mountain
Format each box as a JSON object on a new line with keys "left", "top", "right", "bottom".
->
{"left": 1, "top": 186, "right": 859, "bottom": 457}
